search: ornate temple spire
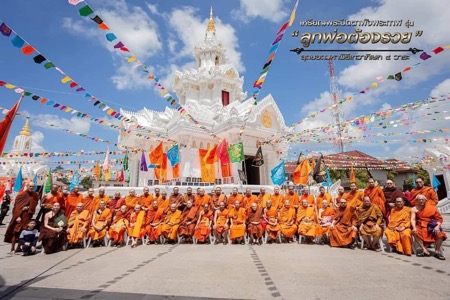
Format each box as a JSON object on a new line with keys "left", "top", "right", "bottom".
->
{"left": 207, "top": 7, "right": 216, "bottom": 32}
{"left": 19, "top": 119, "right": 30, "bottom": 137}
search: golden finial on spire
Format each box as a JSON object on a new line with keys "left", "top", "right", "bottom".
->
{"left": 207, "top": 6, "right": 216, "bottom": 31}
{"left": 19, "top": 119, "right": 30, "bottom": 137}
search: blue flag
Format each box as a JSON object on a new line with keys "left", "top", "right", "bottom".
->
{"left": 432, "top": 174, "right": 441, "bottom": 190}
{"left": 270, "top": 161, "right": 286, "bottom": 185}
{"left": 32, "top": 173, "right": 38, "bottom": 191}
{"left": 13, "top": 167, "right": 23, "bottom": 192}
{"left": 324, "top": 167, "right": 332, "bottom": 187}
{"left": 167, "top": 145, "right": 180, "bottom": 166}
{"left": 69, "top": 170, "right": 80, "bottom": 191}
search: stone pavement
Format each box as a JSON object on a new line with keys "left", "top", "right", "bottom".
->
{"left": 0, "top": 215, "right": 449, "bottom": 300}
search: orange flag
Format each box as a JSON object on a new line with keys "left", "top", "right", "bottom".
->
{"left": 204, "top": 144, "right": 218, "bottom": 165}
{"left": 292, "top": 158, "right": 312, "bottom": 185}
{"left": 149, "top": 141, "right": 163, "bottom": 165}
{"left": 199, "top": 149, "right": 215, "bottom": 183}
{"left": 350, "top": 163, "right": 356, "bottom": 183}
{"left": 172, "top": 163, "right": 180, "bottom": 179}
{"left": 93, "top": 163, "right": 100, "bottom": 179}
{"left": 0, "top": 94, "right": 24, "bottom": 154}
{"left": 154, "top": 153, "right": 167, "bottom": 181}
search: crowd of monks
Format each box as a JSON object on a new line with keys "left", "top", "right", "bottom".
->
{"left": 3, "top": 177, "right": 447, "bottom": 260}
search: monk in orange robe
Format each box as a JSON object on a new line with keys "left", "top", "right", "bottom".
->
{"left": 159, "top": 191, "right": 170, "bottom": 212}
{"left": 228, "top": 187, "right": 244, "bottom": 209}
{"left": 316, "top": 186, "right": 332, "bottom": 210}
{"left": 108, "top": 192, "right": 124, "bottom": 213}
{"left": 242, "top": 188, "right": 258, "bottom": 209}
{"left": 279, "top": 200, "right": 297, "bottom": 242}
{"left": 284, "top": 186, "right": 299, "bottom": 210}
{"left": 329, "top": 198, "right": 357, "bottom": 248}
{"left": 169, "top": 187, "right": 185, "bottom": 210}
{"left": 385, "top": 197, "right": 412, "bottom": 256}
{"left": 333, "top": 186, "right": 346, "bottom": 208}
{"left": 93, "top": 187, "right": 110, "bottom": 206}
{"left": 410, "top": 177, "right": 438, "bottom": 206}
{"left": 246, "top": 202, "right": 263, "bottom": 245}
{"left": 183, "top": 187, "right": 196, "bottom": 210}
{"left": 297, "top": 199, "right": 317, "bottom": 244}
{"left": 272, "top": 187, "right": 284, "bottom": 209}
{"left": 87, "top": 200, "right": 112, "bottom": 246}
{"left": 138, "top": 187, "right": 153, "bottom": 211}
{"left": 128, "top": 205, "right": 146, "bottom": 248}
{"left": 194, "top": 203, "right": 214, "bottom": 243}
{"left": 257, "top": 187, "right": 271, "bottom": 208}
{"left": 358, "top": 196, "right": 383, "bottom": 251}
{"left": 39, "top": 184, "right": 65, "bottom": 225}
{"left": 178, "top": 200, "right": 198, "bottom": 244}
{"left": 194, "top": 188, "right": 211, "bottom": 208}
{"left": 161, "top": 203, "right": 182, "bottom": 244}
{"left": 124, "top": 189, "right": 139, "bottom": 212}
{"left": 108, "top": 205, "right": 129, "bottom": 247}
{"left": 317, "top": 200, "right": 334, "bottom": 243}
{"left": 364, "top": 178, "right": 386, "bottom": 216}
{"left": 83, "top": 188, "right": 99, "bottom": 217}
{"left": 64, "top": 186, "right": 84, "bottom": 218}
{"left": 213, "top": 201, "right": 229, "bottom": 244}
{"left": 411, "top": 195, "right": 446, "bottom": 260}
{"left": 263, "top": 200, "right": 280, "bottom": 243}
{"left": 4, "top": 182, "right": 38, "bottom": 253}
{"left": 229, "top": 200, "right": 246, "bottom": 245}
{"left": 210, "top": 187, "right": 228, "bottom": 210}
{"left": 153, "top": 188, "right": 163, "bottom": 206}
{"left": 300, "top": 187, "right": 315, "bottom": 206}
{"left": 346, "top": 182, "right": 363, "bottom": 209}
{"left": 146, "top": 201, "right": 165, "bottom": 244}
{"left": 67, "top": 203, "right": 91, "bottom": 247}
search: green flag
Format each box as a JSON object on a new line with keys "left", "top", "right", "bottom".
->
{"left": 44, "top": 169, "right": 53, "bottom": 193}
{"left": 228, "top": 142, "right": 245, "bottom": 163}
{"left": 123, "top": 152, "right": 129, "bottom": 171}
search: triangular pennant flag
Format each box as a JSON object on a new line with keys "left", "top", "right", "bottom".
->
{"left": 394, "top": 72, "right": 402, "bottom": 81}
{"left": 0, "top": 95, "right": 24, "bottom": 154}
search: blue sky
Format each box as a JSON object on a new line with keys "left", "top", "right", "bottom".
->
{"left": 0, "top": 0, "right": 449, "bottom": 169}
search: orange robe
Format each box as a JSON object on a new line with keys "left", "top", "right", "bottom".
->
{"left": 284, "top": 193, "right": 299, "bottom": 209}
{"left": 333, "top": 193, "right": 346, "bottom": 208}
{"left": 194, "top": 194, "right": 211, "bottom": 208}
{"left": 68, "top": 210, "right": 91, "bottom": 244}
{"left": 385, "top": 206, "right": 412, "bottom": 255}
{"left": 329, "top": 207, "right": 357, "bottom": 247}
{"left": 317, "top": 207, "right": 334, "bottom": 236}
{"left": 297, "top": 206, "right": 317, "bottom": 238}
{"left": 159, "top": 198, "right": 170, "bottom": 212}
{"left": 183, "top": 194, "right": 196, "bottom": 207}
{"left": 364, "top": 186, "right": 386, "bottom": 216}
{"left": 125, "top": 195, "right": 139, "bottom": 210}
{"left": 93, "top": 194, "right": 110, "bottom": 205}
{"left": 227, "top": 194, "right": 244, "bottom": 209}
{"left": 258, "top": 193, "right": 271, "bottom": 208}
{"left": 210, "top": 194, "right": 228, "bottom": 209}
{"left": 138, "top": 194, "right": 153, "bottom": 208}
{"left": 88, "top": 208, "right": 112, "bottom": 241}
{"left": 410, "top": 186, "right": 438, "bottom": 206}
{"left": 246, "top": 207, "right": 263, "bottom": 238}
{"left": 271, "top": 194, "right": 284, "bottom": 209}
{"left": 194, "top": 210, "right": 214, "bottom": 242}
{"left": 83, "top": 195, "right": 99, "bottom": 217}
{"left": 148, "top": 208, "right": 165, "bottom": 242}
{"left": 414, "top": 204, "right": 447, "bottom": 246}
{"left": 300, "top": 194, "right": 315, "bottom": 206}
{"left": 345, "top": 190, "right": 363, "bottom": 209}
{"left": 169, "top": 194, "right": 184, "bottom": 209}
{"left": 229, "top": 207, "right": 246, "bottom": 239}
{"left": 279, "top": 207, "right": 297, "bottom": 238}
{"left": 178, "top": 206, "right": 198, "bottom": 237}
{"left": 42, "top": 191, "right": 65, "bottom": 210}
{"left": 357, "top": 204, "right": 383, "bottom": 237}
{"left": 108, "top": 211, "right": 129, "bottom": 244}
{"left": 316, "top": 193, "right": 332, "bottom": 209}
{"left": 214, "top": 208, "right": 229, "bottom": 234}
{"left": 64, "top": 192, "right": 84, "bottom": 218}
{"left": 264, "top": 206, "right": 280, "bottom": 240}
{"left": 128, "top": 211, "right": 146, "bottom": 238}
{"left": 161, "top": 210, "right": 182, "bottom": 240}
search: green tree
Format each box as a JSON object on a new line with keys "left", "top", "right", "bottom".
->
{"left": 80, "top": 176, "right": 93, "bottom": 189}
{"left": 386, "top": 170, "right": 397, "bottom": 181}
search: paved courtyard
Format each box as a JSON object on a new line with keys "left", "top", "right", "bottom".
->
{"left": 1, "top": 215, "right": 449, "bottom": 300}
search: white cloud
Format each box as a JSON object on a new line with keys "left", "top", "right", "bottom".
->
{"left": 111, "top": 62, "right": 153, "bottom": 90}
{"left": 146, "top": 3, "right": 159, "bottom": 15}
{"left": 430, "top": 78, "right": 450, "bottom": 96}
{"left": 30, "top": 131, "right": 45, "bottom": 152}
{"left": 233, "top": 0, "right": 289, "bottom": 23}
{"left": 29, "top": 114, "right": 91, "bottom": 134}
{"left": 379, "top": 102, "right": 392, "bottom": 111}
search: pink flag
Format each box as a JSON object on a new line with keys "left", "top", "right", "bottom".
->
{"left": 216, "top": 139, "right": 230, "bottom": 164}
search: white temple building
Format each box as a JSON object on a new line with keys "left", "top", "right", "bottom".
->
{"left": 118, "top": 9, "right": 291, "bottom": 187}
{"left": 423, "top": 145, "right": 450, "bottom": 200}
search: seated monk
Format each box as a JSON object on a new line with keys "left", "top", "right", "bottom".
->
{"left": 297, "top": 199, "right": 317, "bottom": 244}
{"left": 246, "top": 202, "right": 263, "bottom": 245}
{"left": 39, "top": 202, "right": 67, "bottom": 254}
{"left": 300, "top": 186, "right": 315, "bottom": 207}
{"left": 317, "top": 200, "right": 334, "bottom": 244}
{"left": 329, "top": 198, "right": 357, "bottom": 249}
{"left": 411, "top": 195, "right": 446, "bottom": 260}
{"left": 263, "top": 200, "right": 280, "bottom": 244}
{"left": 271, "top": 186, "right": 284, "bottom": 209}
{"left": 358, "top": 196, "right": 384, "bottom": 251}
{"left": 284, "top": 185, "right": 299, "bottom": 210}
{"left": 67, "top": 203, "right": 91, "bottom": 248}
{"left": 385, "top": 197, "right": 412, "bottom": 256}
{"left": 87, "top": 200, "right": 112, "bottom": 247}
{"left": 147, "top": 201, "right": 166, "bottom": 244}
{"left": 243, "top": 188, "right": 258, "bottom": 209}
{"left": 83, "top": 188, "right": 99, "bottom": 217}
{"left": 194, "top": 203, "right": 214, "bottom": 243}
{"left": 178, "top": 200, "right": 198, "bottom": 244}
{"left": 213, "top": 201, "right": 229, "bottom": 245}
{"left": 227, "top": 187, "right": 244, "bottom": 210}
{"left": 316, "top": 186, "right": 332, "bottom": 210}
{"left": 64, "top": 186, "right": 83, "bottom": 218}
{"left": 210, "top": 187, "right": 227, "bottom": 211}
{"left": 128, "top": 205, "right": 146, "bottom": 248}
{"left": 161, "top": 203, "right": 182, "bottom": 244}
{"left": 138, "top": 187, "right": 153, "bottom": 211}
{"left": 194, "top": 188, "right": 210, "bottom": 208}
{"left": 278, "top": 200, "right": 297, "bottom": 243}
{"left": 364, "top": 178, "right": 386, "bottom": 217}
{"left": 410, "top": 177, "right": 438, "bottom": 206}
{"left": 108, "top": 205, "right": 129, "bottom": 247}
{"left": 229, "top": 201, "right": 246, "bottom": 245}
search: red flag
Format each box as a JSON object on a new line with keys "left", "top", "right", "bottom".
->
{"left": 204, "top": 144, "right": 218, "bottom": 165}
{"left": 149, "top": 141, "right": 163, "bottom": 165}
{"left": 119, "top": 169, "right": 124, "bottom": 182}
{"left": 0, "top": 94, "right": 24, "bottom": 154}
{"left": 216, "top": 139, "right": 230, "bottom": 164}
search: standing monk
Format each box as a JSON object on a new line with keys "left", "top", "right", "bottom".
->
{"left": 83, "top": 188, "right": 99, "bottom": 217}
{"left": 194, "top": 203, "right": 214, "bottom": 244}
{"left": 271, "top": 187, "right": 284, "bottom": 209}
{"left": 300, "top": 187, "right": 315, "bottom": 207}
{"left": 246, "top": 202, "right": 263, "bottom": 245}
{"left": 284, "top": 186, "right": 300, "bottom": 210}
{"left": 93, "top": 187, "right": 110, "bottom": 206}
{"left": 124, "top": 189, "right": 139, "bottom": 212}
{"left": 161, "top": 203, "right": 182, "bottom": 244}
{"left": 183, "top": 188, "right": 196, "bottom": 210}
{"left": 333, "top": 186, "right": 346, "bottom": 208}
{"left": 257, "top": 187, "right": 271, "bottom": 208}
{"left": 4, "top": 182, "right": 38, "bottom": 254}
{"left": 410, "top": 177, "right": 438, "bottom": 206}
{"left": 229, "top": 201, "right": 246, "bottom": 245}
{"left": 169, "top": 187, "right": 184, "bottom": 210}
{"left": 227, "top": 187, "right": 244, "bottom": 209}
{"left": 210, "top": 187, "right": 227, "bottom": 210}
{"left": 243, "top": 188, "right": 258, "bottom": 209}
{"left": 263, "top": 200, "right": 280, "bottom": 243}
{"left": 153, "top": 188, "right": 162, "bottom": 206}
{"left": 385, "top": 197, "right": 412, "bottom": 256}
{"left": 107, "top": 192, "right": 124, "bottom": 216}
{"left": 329, "top": 198, "right": 357, "bottom": 249}
{"left": 383, "top": 180, "right": 405, "bottom": 221}
{"left": 364, "top": 178, "right": 386, "bottom": 217}
{"left": 297, "top": 199, "right": 317, "bottom": 244}
{"left": 357, "top": 196, "right": 383, "bottom": 251}
{"left": 411, "top": 195, "right": 446, "bottom": 260}
{"left": 346, "top": 182, "right": 363, "bottom": 209}
{"left": 64, "top": 186, "right": 83, "bottom": 218}
{"left": 67, "top": 203, "right": 91, "bottom": 248}
{"left": 213, "top": 201, "right": 229, "bottom": 245}
{"left": 316, "top": 186, "right": 332, "bottom": 210}
{"left": 178, "top": 200, "right": 198, "bottom": 244}
{"left": 194, "top": 188, "right": 210, "bottom": 208}
{"left": 138, "top": 187, "right": 153, "bottom": 211}
{"left": 88, "top": 200, "right": 111, "bottom": 247}
{"left": 278, "top": 200, "right": 297, "bottom": 243}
